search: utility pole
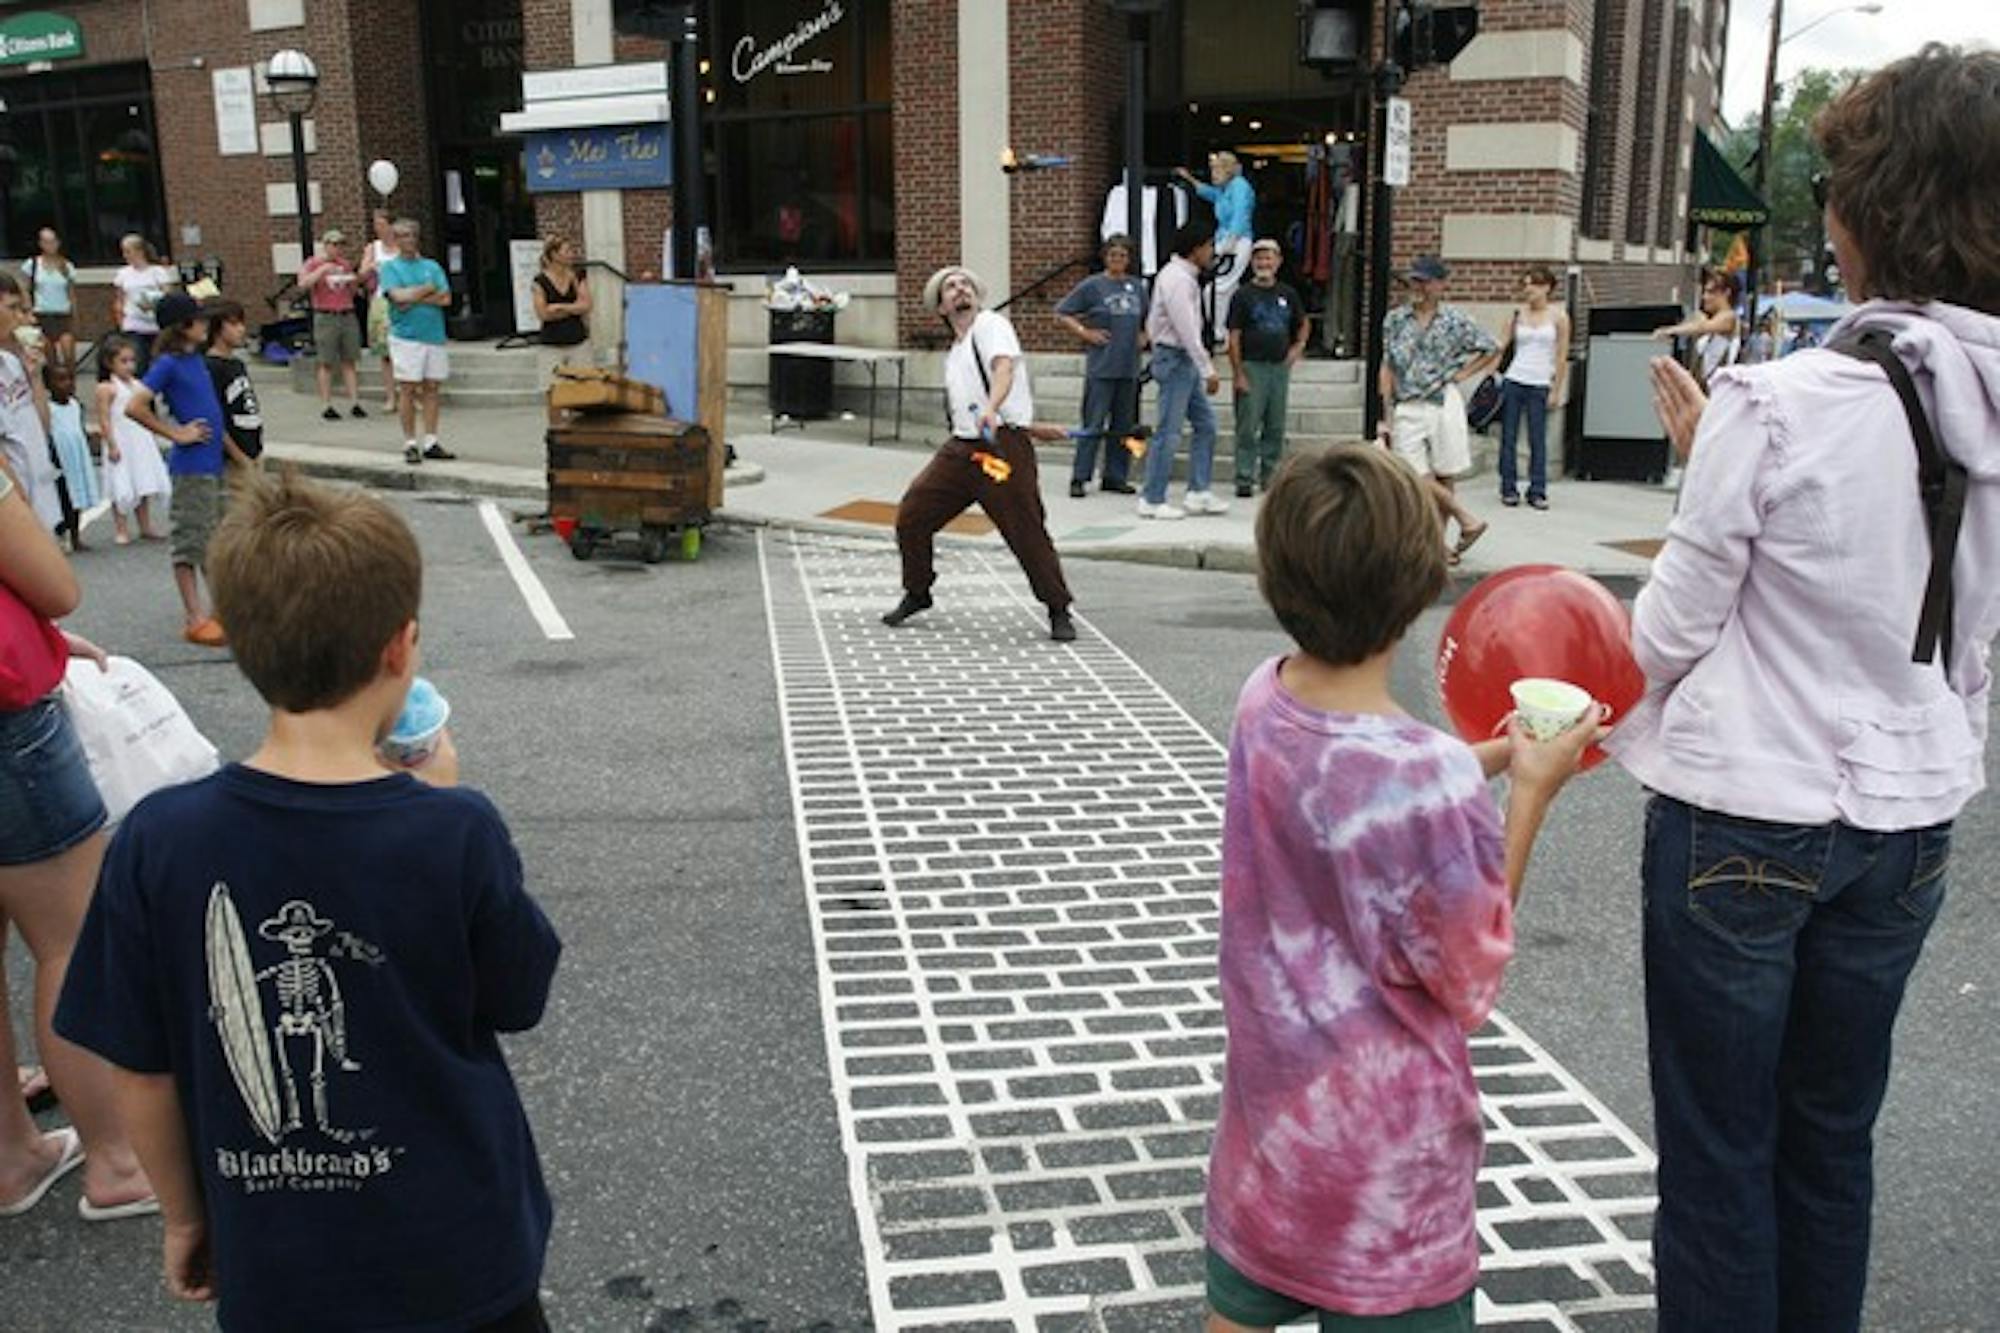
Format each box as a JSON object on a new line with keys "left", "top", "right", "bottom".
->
{"left": 1748, "top": 0, "right": 1783, "bottom": 340}
{"left": 669, "top": 3, "right": 704, "bottom": 280}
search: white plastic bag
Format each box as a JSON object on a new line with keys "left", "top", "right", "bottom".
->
{"left": 62, "top": 656, "right": 220, "bottom": 824}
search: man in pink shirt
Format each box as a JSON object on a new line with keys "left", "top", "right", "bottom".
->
{"left": 1207, "top": 446, "right": 1597, "bottom": 1331}
{"left": 299, "top": 229, "right": 366, "bottom": 421}
{"left": 1139, "top": 220, "right": 1226, "bottom": 521}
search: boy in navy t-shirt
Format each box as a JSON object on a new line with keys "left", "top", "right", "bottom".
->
{"left": 56, "top": 474, "right": 561, "bottom": 1333}
{"left": 124, "top": 291, "right": 237, "bottom": 647}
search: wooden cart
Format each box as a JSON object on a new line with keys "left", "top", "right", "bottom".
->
{"left": 546, "top": 412, "right": 714, "bottom": 563}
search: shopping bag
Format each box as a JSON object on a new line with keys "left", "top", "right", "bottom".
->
{"left": 62, "top": 656, "right": 220, "bottom": 823}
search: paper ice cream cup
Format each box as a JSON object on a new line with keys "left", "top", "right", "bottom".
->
{"left": 15, "top": 325, "right": 44, "bottom": 351}
{"left": 1510, "top": 678, "right": 1594, "bottom": 742}
{"left": 382, "top": 677, "right": 450, "bottom": 768}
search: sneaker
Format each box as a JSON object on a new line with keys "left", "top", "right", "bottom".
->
{"left": 1184, "top": 491, "right": 1230, "bottom": 516}
{"left": 1528, "top": 495, "right": 1549, "bottom": 510}
{"left": 1049, "top": 609, "right": 1077, "bottom": 642}
{"left": 350, "top": 404, "right": 368, "bottom": 419}
{"left": 1135, "top": 500, "right": 1186, "bottom": 520}
{"left": 404, "top": 444, "right": 423, "bottom": 465}
{"left": 1501, "top": 493, "right": 1521, "bottom": 507}
{"left": 423, "top": 442, "right": 457, "bottom": 461}
{"left": 1235, "top": 481, "right": 1254, "bottom": 499}
{"left": 321, "top": 406, "right": 341, "bottom": 421}
{"left": 1069, "top": 480, "right": 1087, "bottom": 499}
{"left": 183, "top": 618, "right": 227, "bottom": 648}
{"left": 881, "top": 592, "right": 933, "bottom": 627}
{"left": 1101, "top": 480, "right": 1136, "bottom": 495}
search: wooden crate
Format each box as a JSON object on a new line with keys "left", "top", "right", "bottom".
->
{"left": 546, "top": 414, "right": 712, "bottom": 534}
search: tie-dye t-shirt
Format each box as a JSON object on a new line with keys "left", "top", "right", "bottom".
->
{"left": 1206, "top": 658, "right": 1512, "bottom": 1315}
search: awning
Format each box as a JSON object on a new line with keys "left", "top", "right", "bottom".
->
{"left": 1689, "top": 130, "right": 1770, "bottom": 228}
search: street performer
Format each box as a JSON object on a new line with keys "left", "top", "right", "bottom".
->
{"left": 881, "top": 266, "right": 1077, "bottom": 643}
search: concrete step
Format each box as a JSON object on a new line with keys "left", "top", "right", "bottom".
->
{"left": 437, "top": 386, "right": 549, "bottom": 409}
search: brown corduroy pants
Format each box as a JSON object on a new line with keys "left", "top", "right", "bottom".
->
{"left": 895, "top": 426, "right": 1072, "bottom": 611}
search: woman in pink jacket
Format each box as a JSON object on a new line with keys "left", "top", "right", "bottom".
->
{"left": 1608, "top": 46, "right": 2000, "bottom": 1333}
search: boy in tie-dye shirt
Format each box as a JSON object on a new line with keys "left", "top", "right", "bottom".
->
{"left": 1204, "top": 447, "right": 1598, "bottom": 1331}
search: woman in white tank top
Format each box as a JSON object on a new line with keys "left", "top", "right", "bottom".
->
{"left": 1494, "top": 266, "right": 1571, "bottom": 508}
{"left": 356, "top": 208, "right": 400, "bottom": 411}
{"left": 1653, "top": 269, "right": 1742, "bottom": 388}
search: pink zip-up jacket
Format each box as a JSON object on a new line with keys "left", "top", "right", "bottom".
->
{"left": 1605, "top": 301, "right": 2000, "bottom": 829}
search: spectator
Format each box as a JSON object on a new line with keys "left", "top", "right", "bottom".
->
{"left": 1225, "top": 238, "right": 1309, "bottom": 498}
{"left": 1139, "top": 219, "right": 1228, "bottom": 521}
{"left": 1178, "top": 151, "right": 1255, "bottom": 347}
{"left": 110, "top": 235, "right": 177, "bottom": 378}
{"left": 377, "top": 218, "right": 457, "bottom": 467}
{"left": 1053, "top": 233, "right": 1146, "bottom": 498}
{"left": 532, "top": 234, "right": 594, "bottom": 379}
{"left": 43, "top": 361, "right": 97, "bottom": 553}
{"left": 357, "top": 209, "right": 399, "bottom": 413}
{"left": 1611, "top": 45, "right": 2000, "bottom": 1332}
{"left": 1493, "top": 266, "right": 1571, "bottom": 510}
{"left": 1652, "top": 269, "right": 1741, "bottom": 389}
{"left": 300, "top": 229, "right": 367, "bottom": 421}
{"left": 0, "top": 273, "right": 61, "bottom": 534}
{"left": 1378, "top": 256, "right": 1495, "bottom": 563}
{"left": 204, "top": 300, "right": 265, "bottom": 472}
{"left": 21, "top": 227, "right": 76, "bottom": 369}
{"left": 0, "top": 455, "right": 154, "bottom": 1224}
{"left": 94, "top": 336, "right": 170, "bottom": 545}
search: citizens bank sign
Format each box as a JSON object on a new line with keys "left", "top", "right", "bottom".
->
{"left": 0, "top": 12, "right": 83, "bottom": 67}
{"left": 733, "top": 1, "right": 844, "bottom": 82}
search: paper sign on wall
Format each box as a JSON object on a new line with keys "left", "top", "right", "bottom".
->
{"left": 212, "top": 68, "right": 258, "bottom": 157}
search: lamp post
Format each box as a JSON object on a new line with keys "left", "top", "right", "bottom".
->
{"left": 265, "top": 49, "right": 320, "bottom": 272}
{"left": 1107, "top": 1, "right": 1168, "bottom": 276}
{"left": 1747, "top": 2, "right": 1880, "bottom": 335}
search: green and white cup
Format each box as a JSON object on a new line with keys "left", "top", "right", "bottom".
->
{"left": 1510, "top": 677, "right": 1594, "bottom": 741}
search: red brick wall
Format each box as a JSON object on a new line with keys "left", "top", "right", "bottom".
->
{"left": 350, "top": 0, "right": 436, "bottom": 245}
{"left": 1624, "top": 0, "right": 1665, "bottom": 247}
{"left": 892, "top": 0, "right": 959, "bottom": 348}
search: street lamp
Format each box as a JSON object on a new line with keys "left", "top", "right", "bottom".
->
{"left": 265, "top": 48, "right": 320, "bottom": 271}
{"left": 1747, "top": 2, "right": 1880, "bottom": 333}
{"left": 1106, "top": 1, "right": 1169, "bottom": 276}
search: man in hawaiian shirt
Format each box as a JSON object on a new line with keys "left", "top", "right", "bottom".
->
{"left": 1378, "top": 256, "right": 1498, "bottom": 561}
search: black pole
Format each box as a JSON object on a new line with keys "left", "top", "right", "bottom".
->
{"left": 671, "top": 6, "right": 703, "bottom": 280}
{"left": 289, "top": 110, "right": 315, "bottom": 268}
{"left": 1363, "top": 0, "right": 1404, "bottom": 438}
{"left": 1125, "top": 15, "right": 1146, "bottom": 271}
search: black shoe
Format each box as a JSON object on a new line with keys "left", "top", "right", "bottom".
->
{"left": 1235, "top": 481, "right": 1254, "bottom": 499}
{"left": 423, "top": 442, "right": 457, "bottom": 461}
{"left": 1069, "top": 480, "right": 1087, "bottom": 499}
{"left": 1050, "top": 609, "right": 1077, "bottom": 642}
{"left": 881, "top": 592, "right": 932, "bottom": 627}
{"left": 322, "top": 406, "right": 341, "bottom": 421}
{"left": 1528, "top": 495, "right": 1549, "bottom": 510}
{"left": 1500, "top": 493, "right": 1521, "bottom": 507}
{"left": 1101, "top": 480, "right": 1136, "bottom": 494}
{"left": 350, "top": 404, "right": 368, "bottom": 419}
{"left": 404, "top": 444, "right": 423, "bottom": 465}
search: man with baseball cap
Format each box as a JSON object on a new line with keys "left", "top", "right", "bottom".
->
{"left": 1225, "top": 238, "right": 1309, "bottom": 497}
{"left": 1378, "top": 255, "right": 1497, "bottom": 561}
{"left": 300, "top": 228, "right": 366, "bottom": 421}
{"left": 881, "top": 265, "right": 1076, "bottom": 642}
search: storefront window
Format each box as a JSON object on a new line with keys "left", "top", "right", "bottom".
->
{"left": 706, "top": 0, "right": 893, "bottom": 270}
{"left": 0, "top": 64, "right": 167, "bottom": 265}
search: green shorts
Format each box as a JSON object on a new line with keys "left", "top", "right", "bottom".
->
{"left": 169, "top": 472, "right": 223, "bottom": 567}
{"left": 1206, "top": 1249, "right": 1475, "bottom": 1331}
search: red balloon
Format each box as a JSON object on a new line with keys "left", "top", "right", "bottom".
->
{"left": 1435, "top": 565, "right": 1645, "bottom": 771}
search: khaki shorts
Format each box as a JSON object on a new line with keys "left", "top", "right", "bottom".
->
{"left": 1391, "top": 385, "right": 1472, "bottom": 479}
{"left": 389, "top": 336, "right": 449, "bottom": 384}
{"left": 169, "top": 472, "right": 223, "bottom": 567}
{"left": 313, "top": 311, "right": 361, "bottom": 366}
{"left": 367, "top": 293, "right": 391, "bottom": 355}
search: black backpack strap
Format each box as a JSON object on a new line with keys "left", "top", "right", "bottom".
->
{"left": 1832, "top": 327, "right": 1965, "bottom": 670}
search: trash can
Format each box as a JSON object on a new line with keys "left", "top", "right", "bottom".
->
{"left": 769, "top": 307, "right": 836, "bottom": 419}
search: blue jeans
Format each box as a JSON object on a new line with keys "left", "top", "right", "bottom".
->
{"left": 1071, "top": 375, "right": 1137, "bottom": 486}
{"left": 1642, "top": 795, "right": 1949, "bottom": 1333}
{"left": 1142, "top": 345, "right": 1216, "bottom": 505}
{"left": 1497, "top": 379, "right": 1548, "bottom": 500}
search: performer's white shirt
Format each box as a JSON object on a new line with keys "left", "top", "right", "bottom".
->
{"left": 945, "top": 310, "right": 1034, "bottom": 437}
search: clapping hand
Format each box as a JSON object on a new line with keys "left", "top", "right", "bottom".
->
{"left": 1649, "top": 357, "right": 1707, "bottom": 462}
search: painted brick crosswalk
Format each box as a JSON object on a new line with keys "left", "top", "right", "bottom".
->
{"left": 759, "top": 530, "right": 1658, "bottom": 1331}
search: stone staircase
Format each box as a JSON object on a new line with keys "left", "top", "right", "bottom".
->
{"left": 287, "top": 343, "right": 548, "bottom": 409}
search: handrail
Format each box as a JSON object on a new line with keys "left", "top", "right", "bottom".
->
{"left": 580, "top": 257, "right": 633, "bottom": 284}
{"left": 993, "top": 252, "right": 1096, "bottom": 314}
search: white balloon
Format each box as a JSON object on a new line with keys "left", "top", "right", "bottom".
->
{"left": 367, "top": 160, "right": 399, "bottom": 197}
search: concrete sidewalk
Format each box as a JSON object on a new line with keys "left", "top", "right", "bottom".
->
{"left": 258, "top": 379, "right": 1674, "bottom": 578}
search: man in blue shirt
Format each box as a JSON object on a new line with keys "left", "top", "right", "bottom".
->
{"left": 377, "top": 218, "right": 457, "bottom": 466}
{"left": 1178, "top": 151, "right": 1256, "bottom": 347}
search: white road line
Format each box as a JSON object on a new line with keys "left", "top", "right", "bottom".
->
{"left": 477, "top": 500, "right": 574, "bottom": 642}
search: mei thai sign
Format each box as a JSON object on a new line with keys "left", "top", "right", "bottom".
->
{"left": 0, "top": 11, "right": 83, "bottom": 67}
{"left": 524, "top": 123, "right": 671, "bottom": 193}
{"left": 732, "top": 0, "right": 844, "bottom": 82}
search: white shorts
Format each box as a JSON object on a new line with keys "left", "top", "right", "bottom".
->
{"left": 389, "top": 336, "right": 449, "bottom": 384}
{"left": 1391, "top": 385, "right": 1472, "bottom": 478}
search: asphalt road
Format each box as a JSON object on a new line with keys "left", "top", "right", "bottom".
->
{"left": 6, "top": 494, "right": 1996, "bottom": 1332}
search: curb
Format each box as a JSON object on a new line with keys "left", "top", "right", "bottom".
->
{"left": 265, "top": 445, "right": 767, "bottom": 504}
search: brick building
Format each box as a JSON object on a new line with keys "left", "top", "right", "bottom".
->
{"left": 0, "top": 0, "right": 1735, "bottom": 366}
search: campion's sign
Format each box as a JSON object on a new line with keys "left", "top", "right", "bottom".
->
{"left": 732, "top": 0, "right": 844, "bottom": 82}
{"left": 0, "top": 11, "right": 83, "bottom": 67}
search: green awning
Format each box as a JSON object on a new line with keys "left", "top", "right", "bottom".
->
{"left": 1689, "top": 130, "right": 1770, "bottom": 228}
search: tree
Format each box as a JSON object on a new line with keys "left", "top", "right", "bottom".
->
{"left": 1714, "top": 67, "right": 1859, "bottom": 288}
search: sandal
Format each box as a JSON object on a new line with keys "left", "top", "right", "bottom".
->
{"left": 1453, "top": 521, "right": 1489, "bottom": 557}
{"left": 79, "top": 1192, "right": 161, "bottom": 1223}
{"left": 0, "top": 1127, "right": 83, "bottom": 1218}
